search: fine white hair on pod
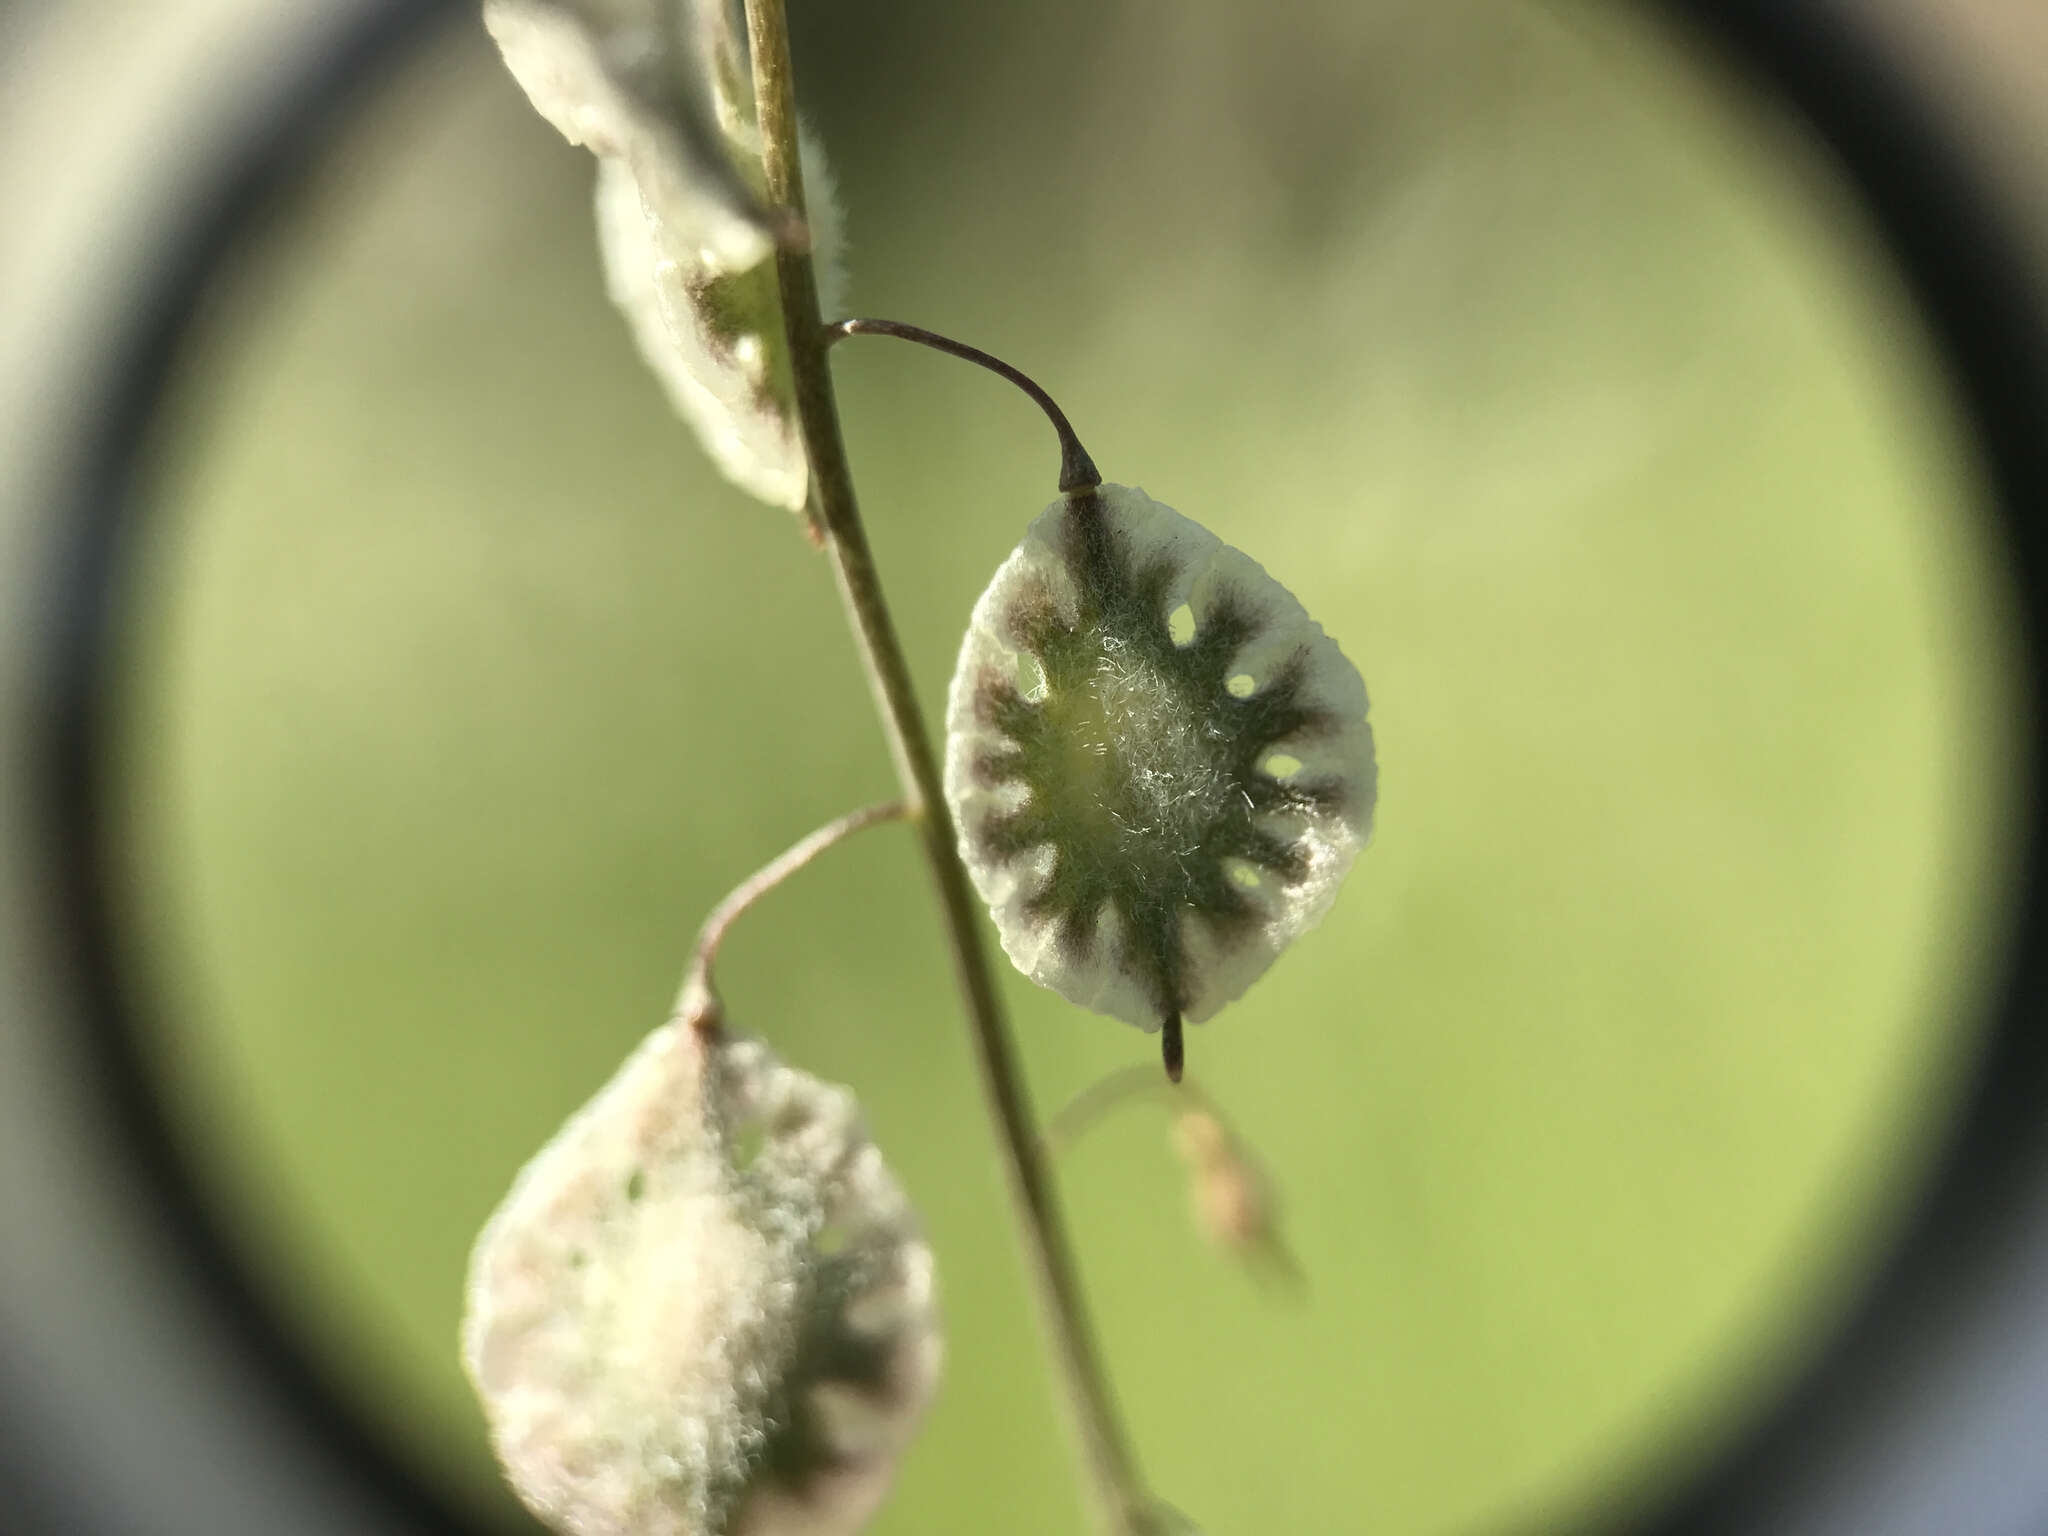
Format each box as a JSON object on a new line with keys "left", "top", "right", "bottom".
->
{"left": 463, "top": 1022, "right": 941, "bottom": 1536}
{"left": 944, "top": 484, "right": 1375, "bottom": 1070}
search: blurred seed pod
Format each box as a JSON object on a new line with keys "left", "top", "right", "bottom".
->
{"left": 463, "top": 1021, "right": 940, "bottom": 1536}
{"left": 483, "top": 0, "right": 773, "bottom": 274}
{"left": 485, "top": 0, "right": 846, "bottom": 511}
{"left": 945, "top": 483, "right": 1375, "bottom": 1041}
{"left": 1172, "top": 1108, "right": 1267, "bottom": 1253}
{"left": 1170, "top": 1107, "right": 1301, "bottom": 1287}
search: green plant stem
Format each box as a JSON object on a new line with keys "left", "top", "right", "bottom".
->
{"left": 743, "top": 4, "right": 1153, "bottom": 1530}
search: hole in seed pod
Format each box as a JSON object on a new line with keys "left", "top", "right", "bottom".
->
{"left": 1227, "top": 860, "right": 1264, "bottom": 890}
{"left": 624, "top": 1169, "right": 646, "bottom": 1202}
{"left": 1227, "top": 673, "right": 1257, "bottom": 698}
{"left": 814, "top": 1221, "right": 852, "bottom": 1257}
{"left": 1168, "top": 603, "right": 1197, "bottom": 647}
{"left": 1015, "top": 651, "right": 1049, "bottom": 702}
{"left": 1264, "top": 752, "right": 1304, "bottom": 779}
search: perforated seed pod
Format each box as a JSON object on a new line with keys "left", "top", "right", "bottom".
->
{"left": 944, "top": 484, "right": 1375, "bottom": 1068}
{"left": 484, "top": 0, "right": 846, "bottom": 512}
{"left": 593, "top": 132, "right": 843, "bottom": 511}
{"left": 483, "top": 0, "right": 771, "bottom": 276}
{"left": 463, "top": 1022, "right": 940, "bottom": 1536}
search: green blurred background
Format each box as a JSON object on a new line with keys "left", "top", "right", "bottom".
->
{"left": 106, "top": 2, "right": 2021, "bottom": 1532}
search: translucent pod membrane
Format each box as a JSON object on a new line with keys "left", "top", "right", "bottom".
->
{"left": 463, "top": 1023, "right": 940, "bottom": 1536}
{"left": 945, "top": 483, "right": 1375, "bottom": 1036}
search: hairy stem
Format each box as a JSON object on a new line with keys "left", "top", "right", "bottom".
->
{"left": 743, "top": 4, "right": 1153, "bottom": 1529}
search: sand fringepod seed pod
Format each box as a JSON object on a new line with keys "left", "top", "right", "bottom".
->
{"left": 482, "top": 0, "right": 773, "bottom": 276}
{"left": 463, "top": 1021, "right": 940, "bottom": 1536}
{"left": 484, "top": 0, "right": 845, "bottom": 511}
{"left": 593, "top": 141, "right": 842, "bottom": 511}
{"left": 945, "top": 484, "right": 1375, "bottom": 1076}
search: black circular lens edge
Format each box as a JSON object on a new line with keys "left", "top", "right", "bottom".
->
{"left": 36, "top": 1, "right": 484, "bottom": 1533}
{"left": 32, "top": 2, "right": 2048, "bottom": 1534}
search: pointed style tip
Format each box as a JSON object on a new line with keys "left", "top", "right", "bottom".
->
{"left": 1057, "top": 446, "right": 1103, "bottom": 495}
{"left": 1161, "top": 1013, "right": 1184, "bottom": 1084}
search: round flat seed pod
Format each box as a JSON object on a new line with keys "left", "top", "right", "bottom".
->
{"left": 485, "top": 0, "right": 846, "bottom": 512}
{"left": 482, "top": 0, "right": 771, "bottom": 277}
{"left": 945, "top": 483, "right": 1375, "bottom": 1050}
{"left": 463, "top": 1023, "right": 940, "bottom": 1536}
